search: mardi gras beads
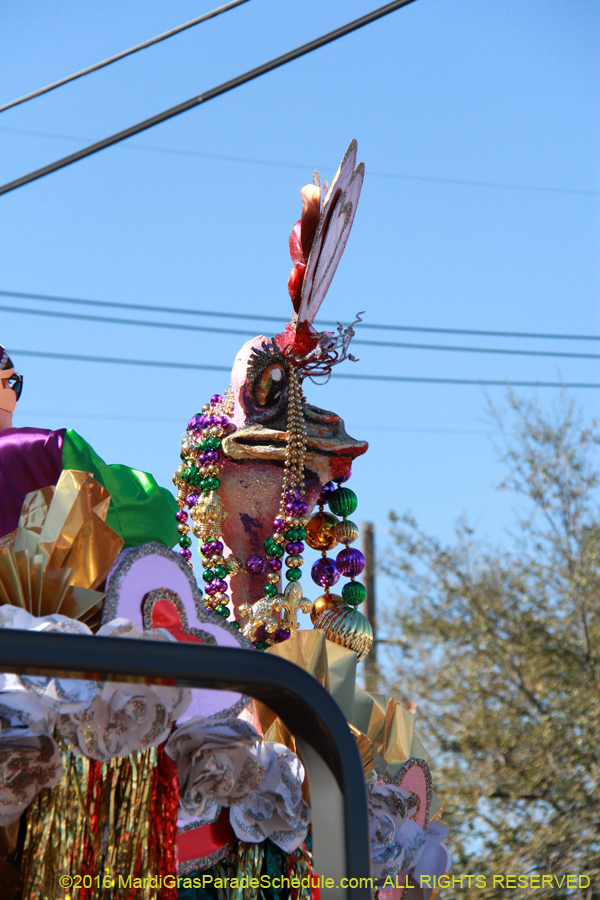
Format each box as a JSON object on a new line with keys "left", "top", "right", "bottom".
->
{"left": 329, "top": 475, "right": 367, "bottom": 607}
{"left": 173, "top": 390, "right": 238, "bottom": 622}
{"left": 306, "top": 481, "right": 342, "bottom": 621}
{"left": 240, "top": 365, "right": 311, "bottom": 648}
{"left": 309, "top": 471, "right": 372, "bottom": 659}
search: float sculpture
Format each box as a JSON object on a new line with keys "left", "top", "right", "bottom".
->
{"left": 0, "top": 140, "right": 450, "bottom": 900}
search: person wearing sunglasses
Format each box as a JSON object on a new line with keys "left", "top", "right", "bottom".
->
{"left": 0, "top": 348, "right": 23, "bottom": 430}
{"left": 0, "top": 345, "right": 178, "bottom": 549}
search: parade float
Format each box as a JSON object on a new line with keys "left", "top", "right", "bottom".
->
{"left": 0, "top": 141, "right": 450, "bottom": 900}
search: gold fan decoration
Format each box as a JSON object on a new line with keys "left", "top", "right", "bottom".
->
{"left": 256, "top": 630, "right": 442, "bottom": 817}
{"left": 0, "top": 469, "right": 123, "bottom": 623}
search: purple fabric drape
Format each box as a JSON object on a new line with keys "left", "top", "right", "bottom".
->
{"left": 0, "top": 427, "right": 65, "bottom": 538}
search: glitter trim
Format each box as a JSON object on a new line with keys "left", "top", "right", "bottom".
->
{"left": 142, "top": 588, "right": 217, "bottom": 645}
{"left": 102, "top": 541, "right": 252, "bottom": 648}
{"left": 178, "top": 814, "right": 221, "bottom": 835}
{"left": 387, "top": 757, "right": 433, "bottom": 828}
{"left": 178, "top": 843, "right": 232, "bottom": 876}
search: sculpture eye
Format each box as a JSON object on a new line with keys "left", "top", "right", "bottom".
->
{"left": 255, "top": 362, "right": 286, "bottom": 407}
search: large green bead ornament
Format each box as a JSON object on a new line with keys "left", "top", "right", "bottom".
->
{"left": 342, "top": 581, "right": 367, "bottom": 606}
{"left": 329, "top": 487, "right": 358, "bottom": 518}
{"left": 286, "top": 568, "right": 302, "bottom": 582}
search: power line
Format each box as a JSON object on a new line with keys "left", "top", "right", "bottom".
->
{"left": 354, "top": 339, "right": 600, "bottom": 360}
{"left": 0, "top": 1, "right": 251, "bottom": 114}
{"left": 2, "top": 126, "right": 598, "bottom": 198}
{"left": 4, "top": 303, "right": 600, "bottom": 360}
{"left": 2, "top": 289, "right": 597, "bottom": 342}
{"left": 20, "top": 409, "right": 492, "bottom": 434}
{"left": 11, "top": 348, "right": 600, "bottom": 388}
{"left": 0, "top": 0, "right": 417, "bottom": 197}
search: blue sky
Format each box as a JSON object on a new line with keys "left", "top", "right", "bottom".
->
{"left": 1, "top": 0, "right": 598, "bottom": 628}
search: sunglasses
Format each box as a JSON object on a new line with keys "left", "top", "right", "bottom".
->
{"left": 6, "top": 372, "right": 23, "bottom": 401}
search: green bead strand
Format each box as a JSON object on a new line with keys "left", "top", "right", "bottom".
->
{"left": 263, "top": 538, "right": 284, "bottom": 558}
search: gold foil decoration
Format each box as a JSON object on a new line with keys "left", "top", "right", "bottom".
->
{"left": 0, "top": 470, "right": 123, "bottom": 621}
{"left": 37, "top": 470, "right": 110, "bottom": 569}
{"left": 348, "top": 723, "right": 376, "bottom": 775}
{"left": 260, "top": 631, "right": 442, "bottom": 814}
{"left": 265, "top": 629, "right": 330, "bottom": 690}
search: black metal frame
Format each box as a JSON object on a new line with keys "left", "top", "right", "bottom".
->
{"left": 0, "top": 630, "right": 372, "bottom": 900}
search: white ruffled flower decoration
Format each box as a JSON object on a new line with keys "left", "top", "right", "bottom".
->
{"left": 411, "top": 821, "right": 451, "bottom": 900}
{"left": 165, "top": 717, "right": 310, "bottom": 852}
{"left": 0, "top": 607, "right": 97, "bottom": 728}
{"left": 229, "top": 742, "right": 311, "bottom": 853}
{"left": 165, "top": 715, "right": 263, "bottom": 825}
{"left": 368, "top": 777, "right": 450, "bottom": 887}
{"left": 0, "top": 720, "right": 63, "bottom": 826}
{"left": 57, "top": 619, "right": 191, "bottom": 761}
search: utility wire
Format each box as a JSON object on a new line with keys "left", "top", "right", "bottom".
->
{"left": 0, "top": 0, "right": 417, "bottom": 197}
{"left": 2, "top": 126, "right": 598, "bottom": 198}
{"left": 0, "top": 290, "right": 600, "bottom": 341}
{"left": 10, "top": 349, "right": 600, "bottom": 389}
{"left": 0, "top": 0, "right": 251, "bottom": 114}
{"left": 20, "top": 409, "right": 493, "bottom": 434}
{"left": 2, "top": 290, "right": 597, "bottom": 343}
{"left": 3, "top": 303, "right": 600, "bottom": 360}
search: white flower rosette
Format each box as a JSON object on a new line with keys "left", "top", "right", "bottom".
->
{"left": 0, "top": 719, "right": 63, "bottom": 826}
{"left": 411, "top": 821, "right": 451, "bottom": 900}
{"left": 230, "top": 742, "right": 311, "bottom": 853}
{"left": 0, "top": 607, "right": 97, "bottom": 729}
{"left": 165, "top": 716, "right": 310, "bottom": 852}
{"left": 57, "top": 619, "right": 191, "bottom": 760}
{"left": 368, "top": 777, "right": 450, "bottom": 886}
{"left": 165, "top": 715, "right": 263, "bottom": 826}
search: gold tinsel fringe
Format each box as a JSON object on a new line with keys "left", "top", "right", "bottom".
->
{"left": 208, "top": 840, "right": 314, "bottom": 900}
{"left": 20, "top": 746, "right": 162, "bottom": 900}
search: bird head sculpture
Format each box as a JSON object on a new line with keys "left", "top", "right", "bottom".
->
{"left": 174, "top": 140, "right": 369, "bottom": 630}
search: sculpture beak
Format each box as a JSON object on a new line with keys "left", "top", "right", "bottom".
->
{"left": 221, "top": 403, "right": 367, "bottom": 480}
